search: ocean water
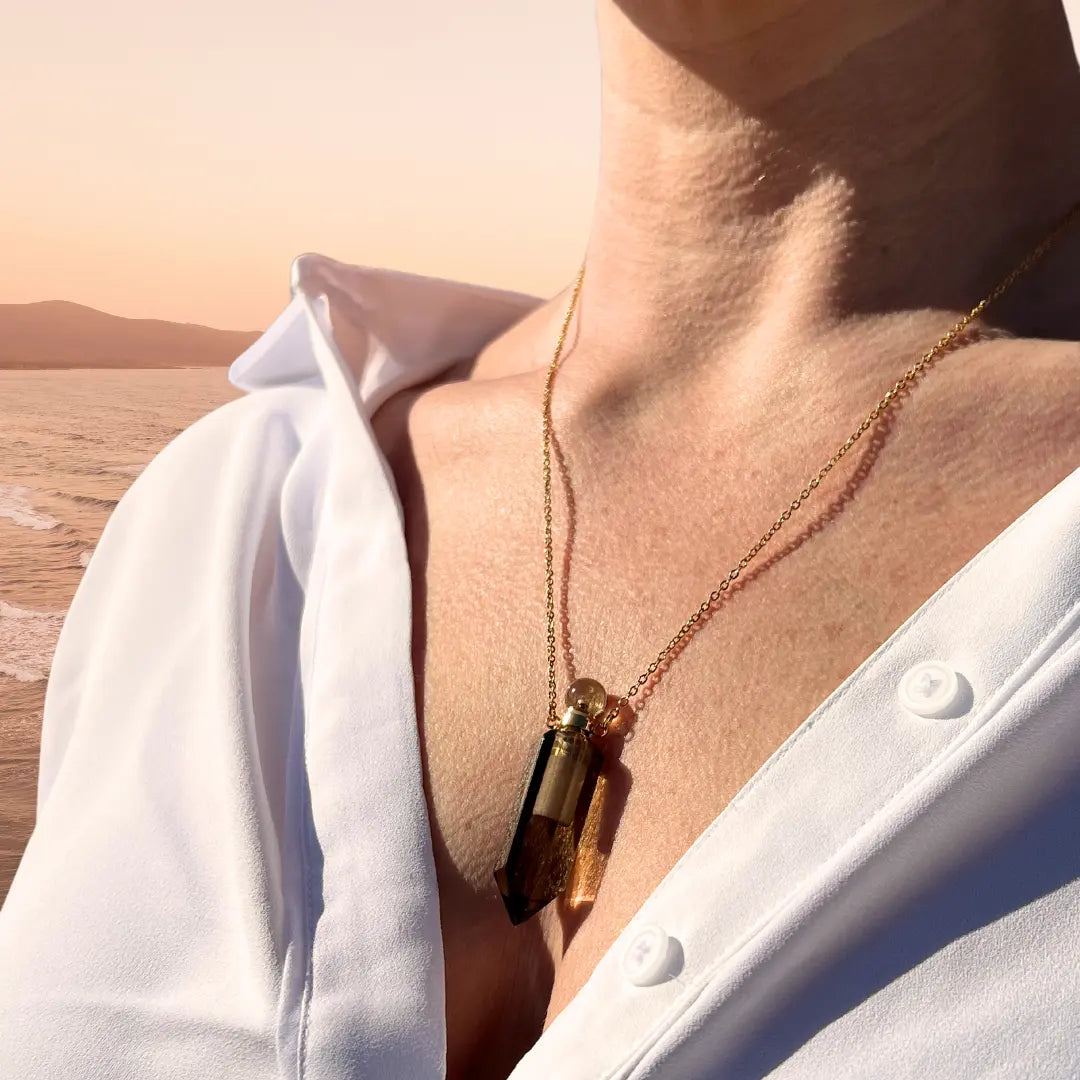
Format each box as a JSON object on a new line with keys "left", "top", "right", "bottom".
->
{"left": 0, "top": 368, "right": 241, "bottom": 900}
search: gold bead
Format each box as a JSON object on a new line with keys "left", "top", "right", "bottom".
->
{"left": 565, "top": 677, "right": 607, "bottom": 719}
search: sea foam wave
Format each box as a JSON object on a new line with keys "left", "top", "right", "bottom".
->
{"left": 0, "top": 484, "right": 59, "bottom": 531}
{"left": 103, "top": 464, "right": 146, "bottom": 478}
{"left": 50, "top": 491, "right": 119, "bottom": 512}
{"left": 0, "top": 600, "right": 66, "bottom": 682}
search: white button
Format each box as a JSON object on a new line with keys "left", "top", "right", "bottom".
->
{"left": 620, "top": 923, "right": 680, "bottom": 987}
{"left": 898, "top": 660, "right": 963, "bottom": 718}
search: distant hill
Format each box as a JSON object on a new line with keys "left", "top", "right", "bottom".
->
{"left": 0, "top": 300, "right": 261, "bottom": 369}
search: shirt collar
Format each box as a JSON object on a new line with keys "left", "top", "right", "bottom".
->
{"left": 227, "top": 252, "right": 545, "bottom": 414}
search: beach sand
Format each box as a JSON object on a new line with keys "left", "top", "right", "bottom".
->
{"left": 0, "top": 367, "right": 242, "bottom": 901}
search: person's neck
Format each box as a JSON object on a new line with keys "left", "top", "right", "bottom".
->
{"left": 549, "top": 0, "right": 1080, "bottom": 432}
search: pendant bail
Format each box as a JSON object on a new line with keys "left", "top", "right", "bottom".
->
{"left": 559, "top": 705, "right": 590, "bottom": 731}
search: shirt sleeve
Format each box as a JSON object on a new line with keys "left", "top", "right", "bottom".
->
{"left": 0, "top": 385, "right": 323, "bottom": 1080}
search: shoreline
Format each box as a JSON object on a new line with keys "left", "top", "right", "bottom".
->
{"left": 0, "top": 366, "right": 242, "bottom": 903}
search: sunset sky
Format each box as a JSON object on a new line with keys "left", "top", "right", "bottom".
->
{"left": 7, "top": 3, "right": 1080, "bottom": 333}
{"left": 2, "top": 1, "right": 601, "bottom": 331}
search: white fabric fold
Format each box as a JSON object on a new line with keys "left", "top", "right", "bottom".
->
{"left": 0, "top": 255, "right": 541, "bottom": 1080}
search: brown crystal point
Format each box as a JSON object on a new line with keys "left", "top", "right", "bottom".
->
{"left": 494, "top": 725, "right": 603, "bottom": 925}
{"left": 564, "top": 771, "right": 611, "bottom": 908}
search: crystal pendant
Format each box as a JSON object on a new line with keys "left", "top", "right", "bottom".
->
{"left": 494, "top": 679, "right": 608, "bottom": 925}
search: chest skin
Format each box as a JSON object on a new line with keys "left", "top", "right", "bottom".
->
{"left": 369, "top": 331, "right": 1080, "bottom": 1080}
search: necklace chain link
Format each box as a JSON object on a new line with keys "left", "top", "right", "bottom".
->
{"left": 542, "top": 198, "right": 1080, "bottom": 734}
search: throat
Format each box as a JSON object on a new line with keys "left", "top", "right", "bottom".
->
{"left": 577, "top": 0, "right": 1080, "bottom": 392}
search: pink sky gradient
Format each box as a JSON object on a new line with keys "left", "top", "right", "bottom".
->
{"left": 10, "top": 2, "right": 1080, "bottom": 334}
{"left": 1, "top": 2, "right": 600, "bottom": 330}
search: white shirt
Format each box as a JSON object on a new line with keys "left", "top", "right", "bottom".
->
{"left": 2, "top": 248, "right": 1080, "bottom": 1080}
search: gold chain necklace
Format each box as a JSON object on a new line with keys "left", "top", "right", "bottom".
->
{"left": 494, "top": 197, "right": 1080, "bottom": 925}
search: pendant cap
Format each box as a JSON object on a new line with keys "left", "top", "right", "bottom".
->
{"left": 565, "top": 678, "right": 608, "bottom": 719}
